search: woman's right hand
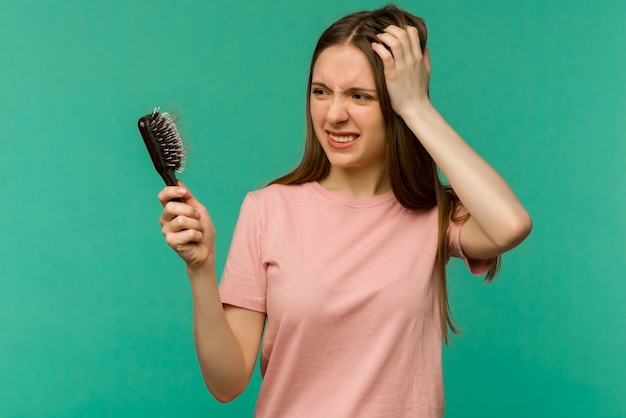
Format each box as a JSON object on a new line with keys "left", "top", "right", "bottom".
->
{"left": 158, "top": 182, "right": 216, "bottom": 269}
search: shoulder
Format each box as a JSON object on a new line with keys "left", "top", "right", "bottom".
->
{"left": 249, "top": 182, "right": 301, "bottom": 197}
{"left": 242, "top": 182, "right": 315, "bottom": 216}
{"left": 247, "top": 182, "right": 311, "bottom": 203}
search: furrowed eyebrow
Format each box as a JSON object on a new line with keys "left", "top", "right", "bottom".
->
{"left": 311, "top": 82, "right": 329, "bottom": 90}
{"left": 311, "top": 81, "right": 377, "bottom": 95}
{"left": 346, "top": 87, "right": 377, "bottom": 95}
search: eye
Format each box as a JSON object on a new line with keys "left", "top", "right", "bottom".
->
{"left": 311, "top": 88, "right": 327, "bottom": 96}
{"left": 352, "top": 93, "right": 372, "bottom": 101}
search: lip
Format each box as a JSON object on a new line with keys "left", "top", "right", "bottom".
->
{"left": 325, "top": 131, "right": 360, "bottom": 150}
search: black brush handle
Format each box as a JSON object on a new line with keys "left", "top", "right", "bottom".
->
{"left": 158, "top": 169, "right": 178, "bottom": 187}
{"left": 159, "top": 169, "right": 182, "bottom": 203}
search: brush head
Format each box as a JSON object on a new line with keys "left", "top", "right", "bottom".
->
{"left": 138, "top": 108, "right": 186, "bottom": 186}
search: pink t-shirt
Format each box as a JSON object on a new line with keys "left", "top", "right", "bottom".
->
{"left": 219, "top": 182, "right": 493, "bottom": 417}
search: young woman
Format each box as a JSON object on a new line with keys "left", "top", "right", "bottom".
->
{"left": 157, "top": 5, "right": 532, "bottom": 417}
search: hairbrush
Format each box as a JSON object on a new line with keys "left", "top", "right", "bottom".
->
{"left": 137, "top": 108, "right": 186, "bottom": 187}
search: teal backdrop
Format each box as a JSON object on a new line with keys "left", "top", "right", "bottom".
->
{"left": 1, "top": 0, "right": 624, "bottom": 416}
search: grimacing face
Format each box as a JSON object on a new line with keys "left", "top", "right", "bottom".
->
{"left": 309, "top": 44, "right": 387, "bottom": 175}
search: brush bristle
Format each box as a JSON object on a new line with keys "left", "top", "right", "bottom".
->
{"left": 146, "top": 108, "right": 186, "bottom": 173}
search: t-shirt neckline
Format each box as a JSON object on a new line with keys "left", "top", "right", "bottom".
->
{"left": 307, "top": 181, "right": 396, "bottom": 208}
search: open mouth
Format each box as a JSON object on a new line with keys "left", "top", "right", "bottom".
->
{"left": 328, "top": 133, "right": 358, "bottom": 143}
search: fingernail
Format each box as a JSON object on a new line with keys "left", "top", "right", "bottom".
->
{"left": 176, "top": 188, "right": 187, "bottom": 195}
{"left": 194, "top": 210, "right": 201, "bottom": 219}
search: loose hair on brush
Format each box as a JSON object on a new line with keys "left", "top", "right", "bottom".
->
{"left": 270, "top": 4, "right": 501, "bottom": 343}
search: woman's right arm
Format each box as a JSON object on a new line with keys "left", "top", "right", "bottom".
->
{"left": 158, "top": 184, "right": 266, "bottom": 403}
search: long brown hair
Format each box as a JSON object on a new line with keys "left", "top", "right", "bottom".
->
{"left": 270, "top": 5, "right": 500, "bottom": 343}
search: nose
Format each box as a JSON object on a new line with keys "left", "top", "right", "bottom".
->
{"left": 326, "top": 96, "right": 349, "bottom": 124}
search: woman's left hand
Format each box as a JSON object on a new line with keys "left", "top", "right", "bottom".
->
{"left": 371, "top": 25, "right": 431, "bottom": 119}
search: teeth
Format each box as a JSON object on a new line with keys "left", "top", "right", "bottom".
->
{"left": 329, "top": 133, "right": 357, "bottom": 143}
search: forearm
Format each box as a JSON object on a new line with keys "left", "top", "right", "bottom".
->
{"left": 372, "top": 24, "right": 530, "bottom": 251}
{"left": 187, "top": 263, "right": 249, "bottom": 402}
{"left": 403, "top": 102, "right": 532, "bottom": 249}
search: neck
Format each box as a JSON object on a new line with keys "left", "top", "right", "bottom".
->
{"left": 318, "top": 166, "right": 391, "bottom": 199}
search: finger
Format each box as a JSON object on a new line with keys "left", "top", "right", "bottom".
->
{"left": 381, "top": 25, "right": 413, "bottom": 64}
{"left": 162, "top": 181, "right": 212, "bottom": 232}
{"left": 165, "top": 229, "right": 204, "bottom": 250}
{"left": 406, "top": 25, "right": 422, "bottom": 59}
{"left": 371, "top": 41, "right": 394, "bottom": 66}
{"left": 375, "top": 31, "right": 404, "bottom": 64}
{"left": 423, "top": 47, "right": 431, "bottom": 76}
{"left": 175, "top": 181, "right": 206, "bottom": 211}
{"left": 162, "top": 214, "right": 203, "bottom": 235}
{"left": 161, "top": 200, "right": 199, "bottom": 224}
{"left": 158, "top": 186, "right": 187, "bottom": 206}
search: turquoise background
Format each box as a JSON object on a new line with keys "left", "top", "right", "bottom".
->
{"left": 1, "top": 0, "right": 624, "bottom": 416}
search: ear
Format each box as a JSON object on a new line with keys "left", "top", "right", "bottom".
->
{"left": 423, "top": 47, "right": 431, "bottom": 76}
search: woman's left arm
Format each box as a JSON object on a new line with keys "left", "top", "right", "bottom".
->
{"left": 373, "top": 25, "right": 532, "bottom": 259}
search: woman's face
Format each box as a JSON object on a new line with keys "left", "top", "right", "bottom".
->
{"left": 310, "top": 44, "right": 386, "bottom": 174}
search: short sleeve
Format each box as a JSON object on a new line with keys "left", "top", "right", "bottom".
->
{"left": 219, "top": 194, "right": 267, "bottom": 313}
{"left": 447, "top": 205, "right": 495, "bottom": 276}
